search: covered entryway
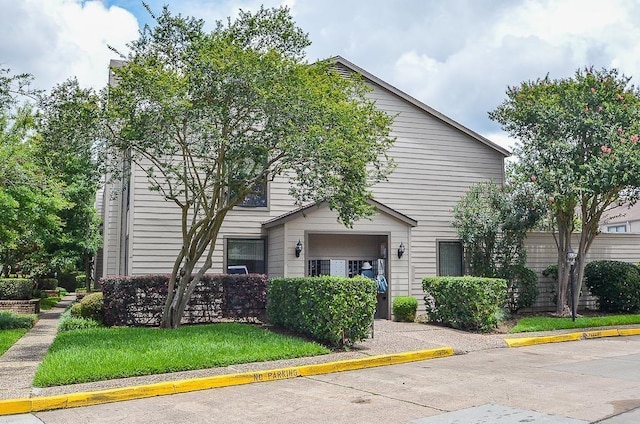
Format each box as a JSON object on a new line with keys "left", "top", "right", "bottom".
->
{"left": 307, "top": 233, "right": 390, "bottom": 319}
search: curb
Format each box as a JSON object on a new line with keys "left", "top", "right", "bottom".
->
{"left": 0, "top": 347, "right": 454, "bottom": 416}
{"left": 504, "top": 327, "right": 640, "bottom": 348}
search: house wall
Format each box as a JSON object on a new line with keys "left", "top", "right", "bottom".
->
{"left": 266, "top": 225, "right": 285, "bottom": 278}
{"left": 524, "top": 232, "right": 640, "bottom": 312}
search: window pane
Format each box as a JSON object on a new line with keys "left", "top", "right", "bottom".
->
{"left": 227, "top": 239, "right": 265, "bottom": 273}
{"left": 237, "top": 180, "right": 267, "bottom": 207}
{"left": 438, "top": 241, "right": 463, "bottom": 276}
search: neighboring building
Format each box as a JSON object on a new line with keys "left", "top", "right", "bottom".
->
{"left": 100, "top": 56, "right": 509, "bottom": 318}
{"left": 599, "top": 203, "right": 640, "bottom": 233}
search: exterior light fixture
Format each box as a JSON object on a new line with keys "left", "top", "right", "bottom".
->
{"left": 295, "top": 240, "right": 303, "bottom": 258}
{"left": 567, "top": 247, "right": 576, "bottom": 266}
{"left": 567, "top": 247, "right": 577, "bottom": 321}
{"left": 397, "top": 242, "right": 406, "bottom": 259}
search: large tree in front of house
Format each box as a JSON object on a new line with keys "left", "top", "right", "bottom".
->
{"left": 490, "top": 67, "right": 640, "bottom": 316}
{"left": 104, "top": 6, "right": 395, "bottom": 328}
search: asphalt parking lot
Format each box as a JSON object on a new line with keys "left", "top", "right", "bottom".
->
{"left": 6, "top": 335, "right": 640, "bottom": 424}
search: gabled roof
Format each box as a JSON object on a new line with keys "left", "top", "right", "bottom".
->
{"left": 332, "top": 56, "right": 510, "bottom": 158}
{"left": 262, "top": 199, "right": 418, "bottom": 229}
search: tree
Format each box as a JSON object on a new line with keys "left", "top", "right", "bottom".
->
{"left": 490, "top": 67, "right": 640, "bottom": 316}
{"left": 452, "top": 180, "right": 543, "bottom": 312}
{"left": 104, "top": 6, "right": 395, "bottom": 328}
{"left": 35, "top": 79, "right": 103, "bottom": 287}
{"left": 0, "top": 70, "right": 68, "bottom": 276}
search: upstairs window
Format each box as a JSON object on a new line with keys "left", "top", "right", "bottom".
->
{"left": 236, "top": 180, "right": 267, "bottom": 208}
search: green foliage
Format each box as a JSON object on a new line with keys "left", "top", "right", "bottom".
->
{"left": 103, "top": 5, "right": 394, "bottom": 328}
{"left": 57, "top": 308, "right": 101, "bottom": 332}
{"left": 490, "top": 67, "right": 640, "bottom": 314}
{"left": 392, "top": 296, "right": 418, "bottom": 322}
{"left": 39, "top": 297, "right": 60, "bottom": 310}
{"left": 0, "top": 278, "right": 36, "bottom": 300}
{"left": 34, "top": 323, "right": 329, "bottom": 386}
{"left": 542, "top": 264, "right": 558, "bottom": 281}
{"left": 504, "top": 265, "right": 539, "bottom": 313}
{"left": 0, "top": 329, "right": 28, "bottom": 356}
{"left": 422, "top": 276, "right": 507, "bottom": 332}
{"left": 0, "top": 310, "right": 37, "bottom": 329}
{"left": 69, "top": 302, "right": 82, "bottom": 317}
{"left": 268, "top": 277, "right": 376, "bottom": 347}
{"left": 37, "top": 278, "right": 58, "bottom": 291}
{"left": 74, "top": 292, "right": 104, "bottom": 323}
{"left": 510, "top": 314, "right": 640, "bottom": 333}
{"left": 584, "top": 260, "right": 640, "bottom": 313}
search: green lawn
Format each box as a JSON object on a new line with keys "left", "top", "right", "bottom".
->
{"left": 0, "top": 329, "right": 28, "bottom": 356}
{"left": 510, "top": 314, "right": 640, "bottom": 333}
{"left": 40, "top": 297, "right": 60, "bottom": 310}
{"left": 33, "top": 323, "right": 330, "bottom": 387}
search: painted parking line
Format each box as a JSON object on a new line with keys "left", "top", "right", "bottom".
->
{"left": 0, "top": 347, "right": 454, "bottom": 416}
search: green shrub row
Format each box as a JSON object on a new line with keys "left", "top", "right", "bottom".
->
{"left": 58, "top": 308, "right": 101, "bottom": 332}
{"left": 422, "top": 276, "right": 507, "bottom": 332}
{"left": 392, "top": 296, "right": 418, "bottom": 322}
{"left": 0, "top": 278, "right": 36, "bottom": 300}
{"left": 584, "top": 260, "right": 640, "bottom": 313}
{"left": 267, "top": 276, "right": 376, "bottom": 347}
{"left": 37, "top": 278, "right": 58, "bottom": 291}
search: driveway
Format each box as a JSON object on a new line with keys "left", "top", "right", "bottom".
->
{"left": 9, "top": 335, "right": 640, "bottom": 424}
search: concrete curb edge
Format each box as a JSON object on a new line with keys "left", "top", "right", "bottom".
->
{"left": 0, "top": 347, "right": 454, "bottom": 416}
{"left": 504, "top": 327, "right": 640, "bottom": 348}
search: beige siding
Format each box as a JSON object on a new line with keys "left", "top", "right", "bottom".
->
{"left": 102, "top": 177, "right": 122, "bottom": 277}
{"left": 267, "top": 225, "right": 285, "bottom": 278}
{"left": 525, "top": 232, "right": 640, "bottom": 311}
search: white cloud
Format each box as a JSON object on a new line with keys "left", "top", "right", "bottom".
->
{"left": 0, "top": 0, "right": 139, "bottom": 91}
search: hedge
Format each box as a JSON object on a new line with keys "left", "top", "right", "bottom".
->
{"left": 0, "top": 278, "right": 36, "bottom": 300}
{"left": 267, "top": 276, "right": 376, "bottom": 347}
{"left": 422, "top": 276, "right": 507, "bottom": 332}
{"left": 584, "top": 260, "right": 640, "bottom": 313}
{"left": 392, "top": 296, "right": 418, "bottom": 322}
{"left": 37, "top": 278, "right": 58, "bottom": 291}
{"left": 101, "top": 274, "right": 267, "bottom": 326}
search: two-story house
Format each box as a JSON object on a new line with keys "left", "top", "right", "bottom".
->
{"left": 98, "top": 56, "right": 509, "bottom": 319}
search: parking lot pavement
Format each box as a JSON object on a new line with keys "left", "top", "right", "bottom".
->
{"left": 4, "top": 335, "right": 638, "bottom": 424}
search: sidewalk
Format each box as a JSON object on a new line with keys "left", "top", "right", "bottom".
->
{"left": 0, "top": 295, "right": 74, "bottom": 400}
{"left": 1, "top": 298, "right": 639, "bottom": 404}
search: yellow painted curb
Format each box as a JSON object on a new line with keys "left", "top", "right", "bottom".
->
{"left": 504, "top": 333, "right": 582, "bottom": 347}
{"left": 619, "top": 328, "right": 640, "bottom": 337}
{"left": 0, "top": 347, "right": 453, "bottom": 417}
{"left": 581, "top": 329, "right": 620, "bottom": 339}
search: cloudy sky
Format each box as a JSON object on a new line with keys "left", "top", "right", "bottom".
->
{"left": 2, "top": 0, "right": 640, "bottom": 150}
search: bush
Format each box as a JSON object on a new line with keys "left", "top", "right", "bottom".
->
{"left": 58, "top": 309, "right": 101, "bottom": 332}
{"left": 542, "top": 264, "right": 558, "bottom": 281}
{"left": 37, "top": 278, "right": 58, "bottom": 291}
{"left": 504, "top": 265, "right": 539, "bottom": 313}
{"left": 267, "top": 276, "right": 376, "bottom": 347}
{"left": 69, "top": 302, "right": 83, "bottom": 317}
{"left": 57, "top": 272, "right": 78, "bottom": 292}
{"left": 0, "top": 311, "right": 37, "bottom": 329}
{"left": 584, "top": 260, "right": 640, "bottom": 313}
{"left": 422, "top": 276, "right": 507, "bottom": 332}
{"left": 76, "top": 292, "right": 104, "bottom": 323}
{"left": 392, "top": 296, "right": 418, "bottom": 322}
{"left": 0, "top": 278, "right": 36, "bottom": 300}
{"left": 75, "top": 274, "right": 87, "bottom": 289}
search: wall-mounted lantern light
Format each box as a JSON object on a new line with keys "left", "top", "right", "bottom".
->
{"left": 295, "top": 240, "right": 303, "bottom": 258}
{"left": 397, "top": 242, "right": 406, "bottom": 259}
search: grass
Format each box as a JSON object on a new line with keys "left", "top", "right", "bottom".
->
{"left": 0, "top": 329, "right": 28, "bottom": 356}
{"left": 33, "top": 323, "right": 330, "bottom": 387}
{"left": 39, "top": 297, "right": 60, "bottom": 310}
{"left": 509, "top": 314, "right": 640, "bottom": 333}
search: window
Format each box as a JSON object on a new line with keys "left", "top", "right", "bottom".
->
{"left": 438, "top": 241, "right": 464, "bottom": 276}
{"left": 236, "top": 180, "right": 267, "bottom": 208}
{"left": 607, "top": 224, "right": 627, "bottom": 233}
{"left": 227, "top": 239, "right": 266, "bottom": 274}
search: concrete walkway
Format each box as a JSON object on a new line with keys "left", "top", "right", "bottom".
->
{"left": 0, "top": 296, "right": 74, "bottom": 400}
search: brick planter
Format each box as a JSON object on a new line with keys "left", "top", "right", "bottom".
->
{"left": 0, "top": 299, "right": 41, "bottom": 314}
{"left": 43, "top": 290, "right": 61, "bottom": 298}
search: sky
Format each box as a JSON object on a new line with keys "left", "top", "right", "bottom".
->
{"left": 1, "top": 0, "right": 640, "bottom": 151}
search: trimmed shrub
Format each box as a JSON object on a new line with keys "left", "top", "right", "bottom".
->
{"left": 37, "top": 278, "right": 58, "bottom": 291}
{"left": 584, "top": 260, "right": 640, "bottom": 313}
{"left": 392, "top": 296, "right": 418, "bottom": 322}
{"left": 267, "top": 276, "right": 376, "bottom": 347}
{"left": 77, "top": 292, "right": 104, "bottom": 323}
{"left": 0, "top": 311, "right": 37, "bottom": 329}
{"left": 58, "top": 309, "right": 101, "bottom": 332}
{"left": 0, "top": 278, "right": 36, "bottom": 300}
{"left": 58, "top": 272, "right": 78, "bottom": 292}
{"left": 69, "top": 302, "right": 83, "bottom": 318}
{"left": 504, "top": 265, "right": 539, "bottom": 313}
{"left": 422, "top": 276, "right": 507, "bottom": 332}
{"left": 101, "top": 274, "right": 267, "bottom": 326}
{"left": 75, "top": 274, "right": 87, "bottom": 290}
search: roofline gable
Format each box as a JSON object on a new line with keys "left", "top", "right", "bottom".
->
{"left": 331, "top": 55, "right": 510, "bottom": 158}
{"left": 262, "top": 199, "right": 418, "bottom": 229}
